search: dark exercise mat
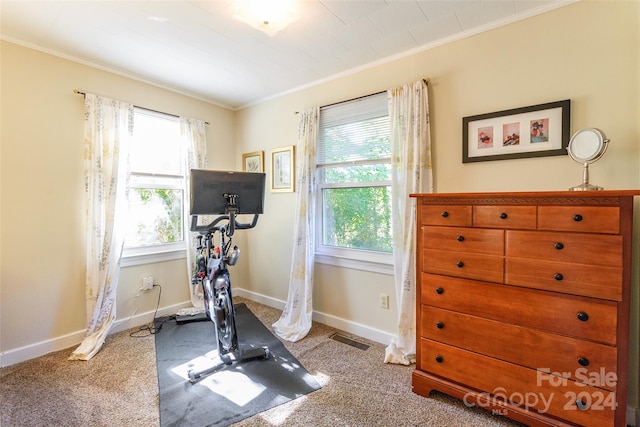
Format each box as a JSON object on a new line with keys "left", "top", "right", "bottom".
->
{"left": 155, "top": 303, "right": 321, "bottom": 427}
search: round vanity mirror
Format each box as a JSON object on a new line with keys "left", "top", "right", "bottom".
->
{"left": 567, "top": 128, "right": 609, "bottom": 191}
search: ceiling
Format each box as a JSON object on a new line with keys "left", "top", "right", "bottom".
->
{"left": 1, "top": 0, "right": 572, "bottom": 109}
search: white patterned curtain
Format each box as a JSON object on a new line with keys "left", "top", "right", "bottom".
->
{"left": 384, "top": 80, "right": 433, "bottom": 365}
{"left": 272, "top": 107, "right": 319, "bottom": 341}
{"left": 181, "top": 117, "right": 208, "bottom": 310}
{"left": 70, "top": 94, "right": 133, "bottom": 360}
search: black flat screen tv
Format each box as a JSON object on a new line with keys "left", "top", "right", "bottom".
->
{"left": 190, "top": 169, "right": 265, "bottom": 215}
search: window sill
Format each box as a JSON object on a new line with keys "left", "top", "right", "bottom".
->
{"left": 315, "top": 253, "right": 393, "bottom": 276}
{"left": 121, "top": 247, "right": 186, "bottom": 267}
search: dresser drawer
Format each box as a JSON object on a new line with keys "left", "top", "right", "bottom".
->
{"left": 422, "top": 226, "right": 504, "bottom": 255}
{"left": 506, "top": 258, "right": 622, "bottom": 301}
{"left": 506, "top": 231, "right": 622, "bottom": 266}
{"left": 538, "top": 206, "right": 620, "bottom": 234}
{"left": 420, "top": 306, "right": 617, "bottom": 391}
{"left": 421, "top": 273, "right": 617, "bottom": 345}
{"left": 420, "top": 204, "right": 472, "bottom": 226}
{"left": 473, "top": 205, "right": 536, "bottom": 229}
{"left": 422, "top": 250, "right": 503, "bottom": 282}
{"left": 419, "top": 339, "right": 616, "bottom": 427}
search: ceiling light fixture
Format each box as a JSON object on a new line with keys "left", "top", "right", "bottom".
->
{"left": 147, "top": 16, "right": 169, "bottom": 23}
{"left": 233, "top": 0, "right": 300, "bottom": 37}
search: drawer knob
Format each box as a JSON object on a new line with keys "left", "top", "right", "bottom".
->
{"left": 436, "top": 287, "right": 444, "bottom": 295}
{"left": 575, "top": 399, "right": 589, "bottom": 411}
{"left": 435, "top": 355, "right": 444, "bottom": 363}
{"left": 554, "top": 242, "right": 564, "bottom": 250}
{"left": 578, "top": 357, "right": 590, "bottom": 367}
{"left": 573, "top": 214, "right": 583, "bottom": 222}
{"left": 456, "top": 235, "right": 465, "bottom": 242}
{"left": 500, "top": 212, "right": 508, "bottom": 219}
{"left": 554, "top": 273, "right": 564, "bottom": 281}
{"left": 456, "top": 261, "right": 464, "bottom": 268}
{"left": 577, "top": 312, "right": 589, "bottom": 322}
{"left": 436, "top": 321, "right": 445, "bottom": 329}
{"left": 441, "top": 211, "right": 449, "bottom": 218}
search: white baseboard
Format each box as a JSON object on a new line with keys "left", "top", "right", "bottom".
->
{"left": 311, "top": 308, "right": 394, "bottom": 345}
{"left": 0, "top": 301, "right": 192, "bottom": 368}
{"left": 234, "top": 288, "right": 286, "bottom": 311}
{"left": 110, "top": 300, "right": 193, "bottom": 335}
{"left": 0, "top": 329, "right": 88, "bottom": 368}
{"left": 234, "top": 288, "right": 394, "bottom": 346}
{"left": 0, "top": 290, "right": 393, "bottom": 367}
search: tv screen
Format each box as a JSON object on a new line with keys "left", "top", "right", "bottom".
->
{"left": 190, "top": 169, "right": 265, "bottom": 215}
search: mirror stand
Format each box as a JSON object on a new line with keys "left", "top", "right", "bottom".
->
{"left": 570, "top": 162, "right": 603, "bottom": 191}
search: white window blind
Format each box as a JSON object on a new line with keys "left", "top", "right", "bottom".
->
{"left": 317, "top": 91, "right": 389, "bottom": 167}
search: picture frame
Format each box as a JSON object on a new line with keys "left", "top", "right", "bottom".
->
{"left": 270, "top": 145, "right": 295, "bottom": 193}
{"left": 242, "top": 151, "right": 264, "bottom": 173}
{"left": 462, "top": 99, "right": 570, "bottom": 163}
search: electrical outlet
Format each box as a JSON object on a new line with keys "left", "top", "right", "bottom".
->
{"left": 142, "top": 276, "right": 154, "bottom": 291}
{"left": 379, "top": 293, "right": 389, "bottom": 309}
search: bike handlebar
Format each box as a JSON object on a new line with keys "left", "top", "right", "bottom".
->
{"left": 190, "top": 213, "right": 260, "bottom": 236}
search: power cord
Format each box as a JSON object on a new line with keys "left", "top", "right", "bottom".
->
{"left": 130, "top": 283, "right": 163, "bottom": 338}
{"left": 118, "top": 285, "right": 147, "bottom": 328}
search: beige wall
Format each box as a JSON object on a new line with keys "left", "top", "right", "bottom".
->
{"left": 1, "top": 0, "right": 639, "bottom": 419}
{"left": 0, "top": 40, "right": 235, "bottom": 357}
{"left": 236, "top": 0, "right": 640, "bottom": 417}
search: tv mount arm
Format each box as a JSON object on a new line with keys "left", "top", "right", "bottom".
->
{"left": 189, "top": 193, "right": 260, "bottom": 236}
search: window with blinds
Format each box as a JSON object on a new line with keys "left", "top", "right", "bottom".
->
{"left": 316, "top": 92, "right": 393, "bottom": 261}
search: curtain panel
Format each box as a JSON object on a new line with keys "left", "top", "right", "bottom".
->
{"left": 70, "top": 94, "right": 133, "bottom": 361}
{"left": 181, "top": 117, "right": 208, "bottom": 310}
{"left": 272, "top": 107, "right": 320, "bottom": 342}
{"left": 384, "top": 80, "right": 433, "bottom": 365}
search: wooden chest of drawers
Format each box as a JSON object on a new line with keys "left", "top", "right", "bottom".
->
{"left": 411, "top": 191, "right": 639, "bottom": 427}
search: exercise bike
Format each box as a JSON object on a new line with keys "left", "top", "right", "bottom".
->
{"left": 187, "top": 170, "right": 268, "bottom": 383}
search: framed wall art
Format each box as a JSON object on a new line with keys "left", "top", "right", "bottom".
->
{"left": 270, "top": 145, "right": 295, "bottom": 193}
{"left": 242, "top": 151, "right": 264, "bottom": 173}
{"left": 462, "top": 99, "right": 570, "bottom": 163}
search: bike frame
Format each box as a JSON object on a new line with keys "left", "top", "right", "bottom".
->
{"left": 187, "top": 195, "right": 268, "bottom": 383}
{"left": 195, "top": 221, "right": 241, "bottom": 351}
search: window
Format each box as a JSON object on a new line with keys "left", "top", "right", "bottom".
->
{"left": 122, "top": 108, "right": 186, "bottom": 265}
{"left": 315, "top": 92, "right": 393, "bottom": 273}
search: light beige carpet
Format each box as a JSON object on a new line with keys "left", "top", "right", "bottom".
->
{"left": 1, "top": 298, "right": 524, "bottom": 426}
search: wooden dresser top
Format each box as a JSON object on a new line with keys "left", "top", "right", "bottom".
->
{"left": 410, "top": 190, "right": 640, "bottom": 206}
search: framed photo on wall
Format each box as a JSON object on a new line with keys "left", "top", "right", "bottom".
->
{"left": 242, "top": 151, "right": 264, "bottom": 173}
{"left": 462, "top": 99, "right": 570, "bottom": 163}
{"left": 270, "top": 145, "right": 295, "bottom": 193}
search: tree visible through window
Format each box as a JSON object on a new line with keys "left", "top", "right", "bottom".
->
{"left": 316, "top": 92, "right": 392, "bottom": 257}
{"left": 124, "top": 108, "right": 185, "bottom": 250}
{"left": 128, "top": 188, "right": 182, "bottom": 246}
